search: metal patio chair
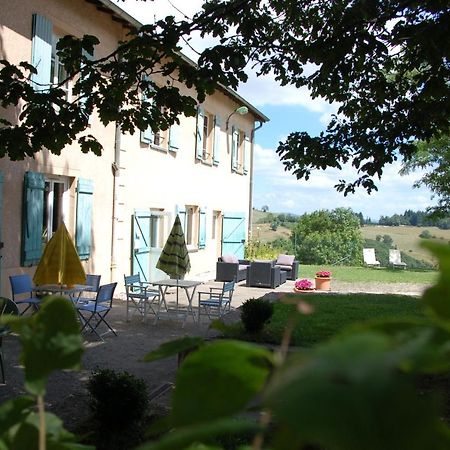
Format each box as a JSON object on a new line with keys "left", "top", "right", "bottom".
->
{"left": 197, "top": 280, "right": 235, "bottom": 322}
{"left": 9, "top": 274, "right": 41, "bottom": 315}
{"left": 124, "top": 274, "right": 161, "bottom": 322}
{"left": 76, "top": 282, "right": 117, "bottom": 341}
{"left": 76, "top": 274, "right": 101, "bottom": 304}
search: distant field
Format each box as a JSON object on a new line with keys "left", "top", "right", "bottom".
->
{"left": 250, "top": 211, "right": 450, "bottom": 265}
{"left": 362, "top": 225, "right": 450, "bottom": 265}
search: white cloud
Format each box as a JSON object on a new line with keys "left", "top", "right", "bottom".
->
{"left": 252, "top": 144, "right": 436, "bottom": 219}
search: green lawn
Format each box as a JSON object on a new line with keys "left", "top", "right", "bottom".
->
{"left": 299, "top": 264, "right": 438, "bottom": 284}
{"left": 222, "top": 293, "right": 426, "bottom": 347}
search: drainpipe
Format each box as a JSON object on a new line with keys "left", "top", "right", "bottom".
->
{"left": 110, "top": 123, "right": 121, "bottom": 283}
{"left": 248, "top": 120, "right": 263, "bottom": 238}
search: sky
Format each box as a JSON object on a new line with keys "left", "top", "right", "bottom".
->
{"left": 118, "top": 0, "right": 435, "bottom": 221}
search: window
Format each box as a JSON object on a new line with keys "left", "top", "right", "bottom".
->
{"left": 185, "top": 205, "right": 198, "bottom": 247}
{"left": 22, "top": 172, "right": 87, "bottom": 266}
{"left": 231, "top": 127, "right": 250, "bottom": 175}
{"left": 149, "top": 210, "right": 166, "bottom": 248}
{"left": 43, "top": 177, "right": 68, "bottom": 243}
{"left": 212, "top": 210, "right": 221, "bottom": 240}
{"left": 51, "top": 33, "right": 70, "bottom": 99}
{"left": 196, "top": 107, "right": 221, "bottom": 165}
{"left": 177, "top": 205, "right": 206, "bottom": 249}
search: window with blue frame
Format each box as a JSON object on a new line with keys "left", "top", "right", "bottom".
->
{"left": 21, "top": 172, "right": 93, "bottom": 265}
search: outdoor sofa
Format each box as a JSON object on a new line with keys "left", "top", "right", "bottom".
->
{"left": 273, "top": 254, "right": 300, "bottom": 280}
{"left": 216, "top": 254, "right": 250, "bottom": 282}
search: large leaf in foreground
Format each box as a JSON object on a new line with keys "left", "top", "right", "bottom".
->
{"left": 266, "top": 332, "right": 448, "bottom": 450}
{"left": 7, "top": 296, "right": 84, "bottom": 396}
{"left": 171, "top": 340, "right": 273, "bottom": 427}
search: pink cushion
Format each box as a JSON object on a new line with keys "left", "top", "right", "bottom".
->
{"left": 276, "top": 254, "right": 295, "bottom": 266}
{"left": 221, "top": 254, "right": 239, "bottom": 264}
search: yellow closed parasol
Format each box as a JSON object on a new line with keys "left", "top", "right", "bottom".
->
{"left": 33, "top": 222, "right": 86, "bottom": 287}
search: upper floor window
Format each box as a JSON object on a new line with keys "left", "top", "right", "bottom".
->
{"left": 196, "top": 107, "right": 221, "bottom": 165}
{"left": 231, "top": 127, "right": 250, "bottom": 175}
{"left": 51, "top": 33, "right": 70, "bottom": 99}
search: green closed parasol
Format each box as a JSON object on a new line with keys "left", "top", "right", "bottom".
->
{"left": 156, "top": 215, "right": 191, "bottom": 304}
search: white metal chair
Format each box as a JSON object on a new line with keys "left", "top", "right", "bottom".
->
{"left": 389, "top": 249, "right": 407, "bottom": 269}
{"left": 124, "top": 274, "right": 160, "bottom": 322}
{"left": 197, "top": 280, "right": 235, "bottom": 322}
{"left": 363, "top": 248, "right": 380, "bottom": 267}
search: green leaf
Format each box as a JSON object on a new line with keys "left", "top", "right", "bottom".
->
{"left": 0, "top": 397, "right": 34, "bottom": 434}
{"left": 421, "top": 242, "right": 450, "bottom": 326}
{"left": 143, "top": 336, "right": 204, "bottom": 362}
{"left": 171, "top": 340, "right": 273, "bottom": 427}
{"left": 8, "top": 297, "right": 84, "bottom": 396}
{"left": 137, "top": 417, "right": 260, "bottom": 450}
{"left": 266, "top": 331, "right": 449, "bottom": 450}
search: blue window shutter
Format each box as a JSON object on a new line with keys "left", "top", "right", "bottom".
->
{"left": 198, "top": 209, "right": 206, "bottom": 249}
{"left": 76, "top": 178, "right": 93, "bottom": 260}
{"left": 213, "top": 115, "right": 221, "bottom": 166}
{"left": 195, "top": 107, "right": 204, "bottom": 160}
{"left": 21, "top": 172, "right": 45, "bottom": 266}
{"left": 169, "top": 121, "right": 181, "bottom": 152}
{"left": 243, "top": 132, "right": 250, "bottom": 174}
{"left": 31, "top": 14, "right": 52, "bottom": 91}
{"left": 231, "top": 126, "right": 239, "bottom": 171}
{"left": 175, "top": 205, "right": 186, "bottom": 233}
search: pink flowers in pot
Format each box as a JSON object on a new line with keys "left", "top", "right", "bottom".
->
{"left": 294, "top": 279, "right": 314, "bottom": 290}
{"left": 316, "top": 270, "right": 331, "bottom": 278}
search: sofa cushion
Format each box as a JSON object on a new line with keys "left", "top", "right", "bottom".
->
{"left": 221, "top": 254, "right": 239, "bottom": 264}
{"left": 276, "top": 264, "right": 293, "bottom": 271}
{"left": 276, "top": 254, "right": 295, "bottom": 266}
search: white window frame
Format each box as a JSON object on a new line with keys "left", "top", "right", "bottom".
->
{"left": 43, "top": 176, "right": 69, "bottom": 243}
{"left": 51, "top": 32, "right": 71, "bottom": 100}
{"left": 185, "top": 205, "right": 199, "bottom": 249}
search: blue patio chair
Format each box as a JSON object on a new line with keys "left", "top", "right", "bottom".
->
{"left": 76, "top": 274, "right": 101, "bottom": 304}
{"left": 124, "top": 274, "right": 161, "bottom": 322}
{"left": 0, "top": 297, "right": 19, "bottom": 384}
{"left": 197, "top": 280, "right": 235, "bottom": 322}
{"left": 9, "top": 274, "right": 41, "bottom": 315}
{"left": 76, "top": 282, "right": 117, "bottom": 341}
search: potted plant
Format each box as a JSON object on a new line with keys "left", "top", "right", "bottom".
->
{"left": 315, "top": 270, "right": 332, "bottom": 291}
{"left": 293, "top": 279, "right": 315, "bottom": 293}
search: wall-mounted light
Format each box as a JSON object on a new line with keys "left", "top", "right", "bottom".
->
{"left": 226, "top": 105, "right": 249, "bottom": 130}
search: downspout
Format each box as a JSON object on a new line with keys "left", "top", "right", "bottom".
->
{"left": 248, "top": 120, "right": 263, "bottom": 238}
{"left": 110, "top": 123, "right": 121, "bottom": 282}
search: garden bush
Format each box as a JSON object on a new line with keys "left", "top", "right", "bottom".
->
{"left": 87, "top": 368, "right": 150, "bottom": 450}
{"left": 241, "top": 298, "right": 274, "bottom": 333}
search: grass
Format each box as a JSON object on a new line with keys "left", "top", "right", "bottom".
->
{"left": 222, "top": 293, "right": 426, "bottom": 347}
{"left": 299, "top": 264, "right": 438, "bottom": 284}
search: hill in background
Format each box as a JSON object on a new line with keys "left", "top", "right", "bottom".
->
{"left": 250, "top": 209, "right": 450, "bottom": 266}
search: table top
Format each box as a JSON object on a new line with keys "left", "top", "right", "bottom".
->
{"left": 151, "top": 279, "right": 202, "bottom": 288}
{"left": 34, "top": 284, "right": 90, "bottom": 294}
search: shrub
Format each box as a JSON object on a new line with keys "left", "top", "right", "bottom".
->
{"left": 87, "top": 369, "right": 150, "bottom": 450}
{"left": 419, "top": 229, "right": 432, "bottom": 239}
{"left": 241, "top": 298, "right": 274, "bottom": 333}
{"left": 382, "top": 234, "right": 393, "bottom": 246}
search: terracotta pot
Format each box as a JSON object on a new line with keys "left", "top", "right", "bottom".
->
{"left": 293, "top": 287, "right": 315, "bottom": 293}
{"left": 315, "top": 277, "right": 331, "bottom": 291}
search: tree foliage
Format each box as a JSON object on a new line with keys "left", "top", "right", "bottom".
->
{"left": 401, "top": 136, "right": 450, "bottom": 216}
{"left": 292, "top": 208, "right": 363, "bottom": 265}
{"left": 1, "top": 0, "right": 449, "bottom": 194}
